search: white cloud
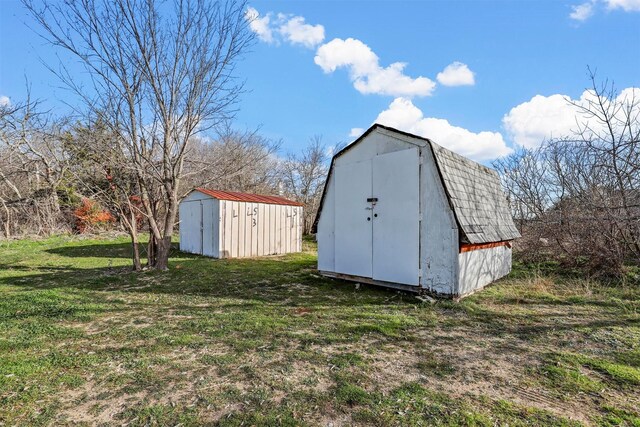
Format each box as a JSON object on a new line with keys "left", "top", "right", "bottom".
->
{"left": 0, "top": 96, "right": 10, "bottom": 107}
{"left": 278, "top": 15, "right": 324, "bottom": 48}
{"left": 570, "top": 1, "right": 596, "bottom": 21}
{"left": 618, "top": 87, "right": 640, "bottom": 104}
{"left": 375, "top": 97, "right": 512, "bottom": 161}
{"left": 245, "top": 7, "right": 324, "bottom": 48}
{"left": 569, "top": 0, "right": 640, "bottom": 21}
{"left": 247, "top": 9, "right": 480, "bottom": 98}
{"left": 502, "top": 88, "right": 640, "bottom": 148}
{"left": 315, "top": 38, "right": 436, "bottom": 97}
{"left": 605, "top": 0, "right": 640, "bottom": 11}
{"left": 314, "top": 38, "right": 378, "bottom": 75}
{"left": 503, "top": 94, "right": 585, "bottom": 148}
{"left": 349, "top": 127, "right": 364, "bottom": 138}
{"left": 245, "top": 7, "right": 274, "bottom": 43}
{"left": 436, "top": 62, "right": 475, "bottom": 86}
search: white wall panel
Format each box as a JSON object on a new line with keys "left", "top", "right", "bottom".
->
{"left": 179, "top": 200, "right": 202, "bottom": 254}
{"left": 334, "top": 159, "right": 373, "bottom": 278}
{"left": 275, "top": 205, "right": 282, "bottom": 254}
{"left": 257, "top": 203, "right": 265, "bottom": 256}
{"left": 458, "top": 246, "right": 512, "bottom": 296}
{"left": 317, "top": 173, "right": 336, "bottom": 272}
{"left": 420, "top": 146, "right": 458, "bottom": 295}
{"left": 230, "top": 201, "right": 239, "bottom": 258}
{"left": 249, "top": 203, "right": 258, "bottom": 256}
{"left": 238, "top": 201, "right": 246, "bottom": 257}
{"left": 221, "top": 200, "right": 232, "bottom": 258}
{"left": 266, "top": 205, "right": 276, "bottom": 255}
{"left": 285, "top": 206, "right": 291, "bottom": 254}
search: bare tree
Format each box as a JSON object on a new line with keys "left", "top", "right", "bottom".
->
{"left": 494, "top": 73, "right": 639, "bottom": 274}
{"left": 24, "top": 0, "right": 254, "bottom": 269}
{"left": 66, "top": 120, "right": 146, "bottom": 269}
{"left": 181, "top": 126, "right": 281, "bottom": 196}
{"left": 0, "top": 95, "right": 72, "bottom": 237}
{"left": 279, "top": 136, "right": 329, "bottom": 234}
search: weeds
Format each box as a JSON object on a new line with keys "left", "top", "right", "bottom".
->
{"left": 0, "top": 236, "right": 638, "bottom": 425}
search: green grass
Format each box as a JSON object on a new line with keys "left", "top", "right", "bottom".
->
{"left": 0, "top": 235, "right": 638, "bottom": 425}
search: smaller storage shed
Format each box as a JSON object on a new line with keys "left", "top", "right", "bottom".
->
{"left": 313, "top": 124, "right": 520, "bottom": 298}
{"left": 179, "top": 188, "right": 303, "bottom": 258}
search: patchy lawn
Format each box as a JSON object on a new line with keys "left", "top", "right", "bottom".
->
{"left": 0, "top": 236, "right": 638, "bottom": 426}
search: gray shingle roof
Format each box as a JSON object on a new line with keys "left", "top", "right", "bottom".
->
{"left": 430, "top": 142, "right": 521, "bottom": 244}
{"left": 312, "top": 124, "right": 521, "bottom": 243}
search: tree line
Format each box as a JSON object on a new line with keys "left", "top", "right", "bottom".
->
{"left": 494, "top": 74, "right": 639, "bottom": 276}
{"left": 0, "top": 99, "right": 328, "bottom": 267}
{"left": 0, "top": 0, "right": 329, "bottom": 271}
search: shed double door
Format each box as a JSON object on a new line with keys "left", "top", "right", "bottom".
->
{"left": 180, "top": 199, "right": 216, "bottom": 256}
{"left": 334, "top": 148, "right": 420, "bottom": 286}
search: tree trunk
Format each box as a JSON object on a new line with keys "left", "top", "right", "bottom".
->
{"left": 147, "top": 231, "right": 157, "bottom": 268}
{"left": 1, "top": 201, "right": 10, "bottom": 239}
{"left": 129, "top": 214, "right": 142, "bottom": 271}
{"left": 50, "top": 187, "right": 61, "bottom": 213}
{"left": 131, "top": 239, "right": 142, "bottom": 271}
{"left": 152, "top": 236, "right": 172, "bottom": 270}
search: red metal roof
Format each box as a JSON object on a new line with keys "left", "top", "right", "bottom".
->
{"left": 194, "top": 188, "right": 303, "bottom": 206}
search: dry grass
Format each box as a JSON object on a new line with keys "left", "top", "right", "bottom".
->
{"left": 0, "top": 235, "right": 638, "bottom": 426}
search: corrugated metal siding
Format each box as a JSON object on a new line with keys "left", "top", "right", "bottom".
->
{"left": 217, "top": 200, "right": 302, "bottom": 258}
{"left": 202, "top": 199, "right": 217, "bottom": 257}
{"left": 430, "top": 143, "right": 521, "bottom": 244}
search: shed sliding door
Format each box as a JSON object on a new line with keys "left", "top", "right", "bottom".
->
{"left": 333, "top": 148, "right": 420, "bottom": 286}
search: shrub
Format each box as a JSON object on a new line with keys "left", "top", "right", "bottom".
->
{"left": 73, "top": 198, "right": 115, "bottom": 233}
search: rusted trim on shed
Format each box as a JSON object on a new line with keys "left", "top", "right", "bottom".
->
{"left": 193, "top": 188, "right": 303, "bottom": 206}
{"left": 459, "top": 240, "right": 512, "bottom": 253}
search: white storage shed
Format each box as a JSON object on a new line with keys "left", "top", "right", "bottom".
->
{"left": 179, "top": 188, "right": 303, "bottom": 258}
{"left": 313, "top": 124, "right": 520, "bottom": 298}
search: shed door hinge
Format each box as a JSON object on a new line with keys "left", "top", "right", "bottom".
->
{"left": 418, "top": 269, "right": 423, "bottom": 278}
{"left": 419, "top": 156, "right": 424, "bottom": 165}
{"left": 419, "top": 213, "right": 423, "bottom": 221}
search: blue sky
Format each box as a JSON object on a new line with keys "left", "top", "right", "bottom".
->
{"left": 1, "top": 0, "right": 639, "bottom": 162}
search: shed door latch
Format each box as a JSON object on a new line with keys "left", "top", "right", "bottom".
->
{"left": 367, "top": 197, "right": 378, "bottom": 203}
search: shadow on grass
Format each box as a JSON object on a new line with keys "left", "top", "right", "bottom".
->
{"left": 3, "top": 240, "right": 393, "bottom": 307}
{"left": 45, "top": 242, "right": 146, "bottom": 259}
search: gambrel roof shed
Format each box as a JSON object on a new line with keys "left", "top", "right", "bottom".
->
{"left": 313, "top": 124, "right": 520, "bottom": 298}
{"left": 314, "top": 124, "right": 520, "bottom": 244}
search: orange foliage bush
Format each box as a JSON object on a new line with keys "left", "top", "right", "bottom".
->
{"left": 73, "top": 198, "right": 115, "bottom": 233}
